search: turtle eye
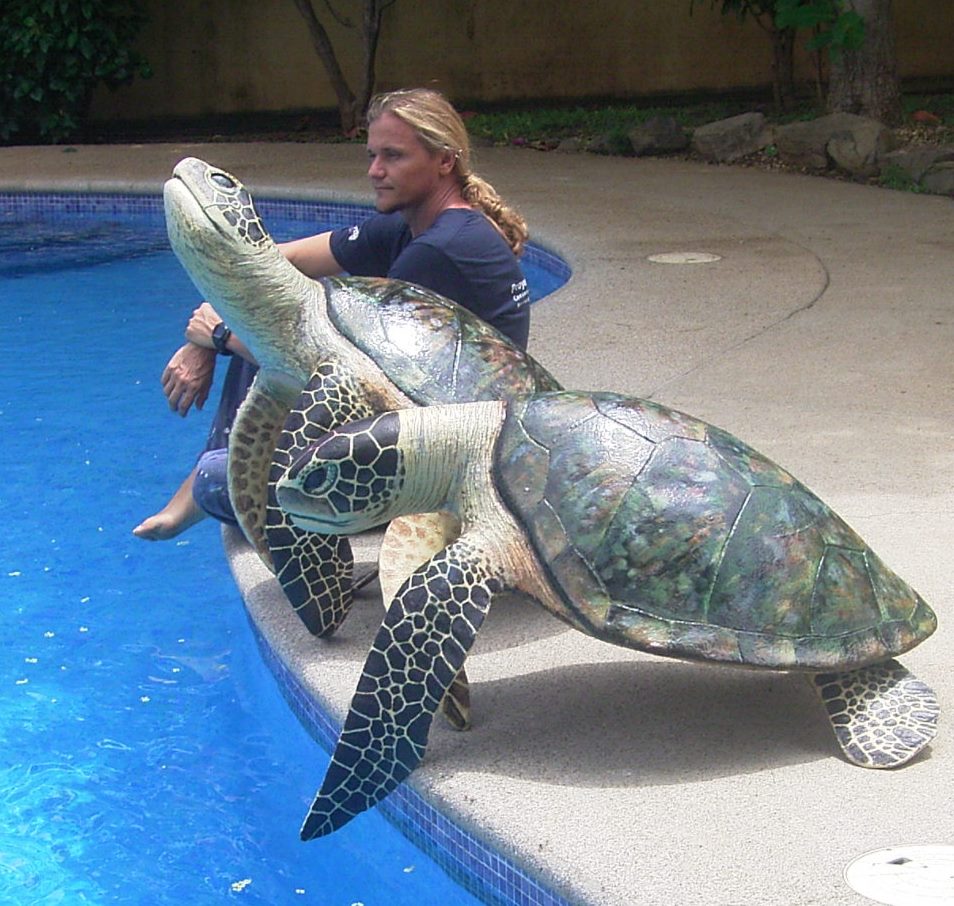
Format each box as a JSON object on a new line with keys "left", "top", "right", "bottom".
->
{"left": 209, "top": 172, "right": 236, "bottom": 190}
{"left": 302, "top": 462, "right": 338, "bottom": 496}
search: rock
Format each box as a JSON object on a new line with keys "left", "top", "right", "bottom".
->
{"left": 691, "top": 112, "right": 772, "bottom": 163}
{"left": 775, "top": 113, "right": 893, "bottom": 174}
{"left": 627, "top": 116, "right": 689, "bottom": 156}
{"left": 554, "top": 137, "right": 584, "bottom": 154}
{"left": 879, "top": 146, "right": 954, "bottom": 184}
{"left": 920, "top": 162, "right": 954, "bottom": 196}
{"left": 827, "top": 119, "right": 896, "bottom": 177}
{"left": 587, "top": 131, "right": 633, "bottom": 156}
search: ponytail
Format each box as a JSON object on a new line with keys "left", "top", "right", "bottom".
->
{"left": 461, "top": 173, "right": 528, "bottom": 257}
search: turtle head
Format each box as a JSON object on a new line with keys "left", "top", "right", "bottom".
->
{"left": 165, "top": 157, "right": 271, "bottom": 256}
{"left": 277, "top": 412, "right": 408, "bottom": 535}
{"left": 163, "top": 157, "right": 317, "bottom": 371}
{"left": 163, "top": 157, "right": 280, "bottom": 308}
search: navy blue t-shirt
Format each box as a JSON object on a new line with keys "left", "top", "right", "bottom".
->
{"left": 329, "top": 209, "right": 530, "bottom": 349}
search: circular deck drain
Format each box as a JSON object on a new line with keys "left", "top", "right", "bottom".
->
{"left": 845, "top": 845, "right": 954, "bottom": 905}
{"left": 647, "top": 251, "right": 722, "bottom": 264}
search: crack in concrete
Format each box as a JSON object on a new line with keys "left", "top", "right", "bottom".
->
{"left": 645, "top": 238, "right": 831, "bottom": 400}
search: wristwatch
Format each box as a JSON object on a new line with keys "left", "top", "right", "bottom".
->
{"left": 211, "top": 321, "right": 233, "bottom": 356}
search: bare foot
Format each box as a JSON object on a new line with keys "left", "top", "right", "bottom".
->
{"left": 133, "top": 468, "right": 207, "bottom": 541}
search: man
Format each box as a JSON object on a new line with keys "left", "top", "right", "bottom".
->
{"left": 134, "top": 88, "right": 531, "bottom": 539}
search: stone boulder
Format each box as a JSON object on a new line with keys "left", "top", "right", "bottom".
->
{"left": 691, "top": 112, "right": 773, "bottom": 163}
{"left": 627, "top": 116, "right": 689, "bottom": 156}
{"left": 827, "top": 119, "right": 896, "bottom": 177}
{"left": 920, "top": 162, "right": 954, "bottom": 196}
{"left": 554, "top": 137, "right": 585, "bottom": 154}
{"left": 879, "top": 146, "right": 954, "bottom": 184}
{"left": 775, "top": 113, "right": 895, "bottom": 175}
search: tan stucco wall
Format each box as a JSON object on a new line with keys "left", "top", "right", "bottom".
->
{"left": 90, "top": 0, "right": 954, "bottom": 122}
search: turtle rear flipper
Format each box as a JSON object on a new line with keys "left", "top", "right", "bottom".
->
{"left": 300, "top": 542, "right": 502, "bottom": 839}
{"left": 228, "top": 380, "right": 289, "bottom": 566}
{"left": 811, "top": 660, "right": 939, "bottom": 768}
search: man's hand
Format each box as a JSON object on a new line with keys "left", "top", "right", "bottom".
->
{"left": 162, "top": 343, "right": 216, "bottom": 416}
{"left": 184, "top": 302, "right": 221, "bottom": 348}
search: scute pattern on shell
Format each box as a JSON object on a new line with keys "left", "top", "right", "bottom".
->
{"left": 494, "top": 392, "right": 936, "bottom": 671}
{"left": 324, "top": 276, "right": 560, "bottom": 403}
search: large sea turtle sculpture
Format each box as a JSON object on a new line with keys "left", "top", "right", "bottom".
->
{"left": 162, "top": 157, "right": 560, "bottom": 651}
{"left": 275, "top": 391, "right": 940, "bottom": 839}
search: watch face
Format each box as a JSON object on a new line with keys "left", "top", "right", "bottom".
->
{"left": 212, "top": 322, "right": 232, "bottom": 354}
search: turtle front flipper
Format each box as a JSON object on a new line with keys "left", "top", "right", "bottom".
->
{"left": 267, "top": 363, "right": 381, "bottom": 636}
{"left": 228, "top": 378, "right": 290, "bottom": 566}
{"left": 380, "top": 512, "right": 472, "bottom": 730}
{"left": 811, "top": 660, "right": 939, "bottom": 768}
{"left": 300, "top": 541, "right": 503, "bottom": 839}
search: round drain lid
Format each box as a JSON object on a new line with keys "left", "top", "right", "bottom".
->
{"left": 647, "top": 251, "right": 722, "bottom": 264}
{"left": 845, "top": 845, "right": 954, "bottom": 905}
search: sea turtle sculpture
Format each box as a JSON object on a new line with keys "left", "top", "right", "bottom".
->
{"left": 275, "top": 391, "right": 940, "bottom": 839}
{"left": 163, "top": 157, "right": 559, "bottom": 645}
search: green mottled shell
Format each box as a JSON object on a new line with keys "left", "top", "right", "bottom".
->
{"left": 494, "top": 392, "right": 936, "bottom": 671}
{"left": 324, "top": 276, "right": 559, "bottom": 402}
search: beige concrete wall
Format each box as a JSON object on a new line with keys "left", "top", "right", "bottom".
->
{"left": 90, "top": 0, "right": 954, "bottom": 122}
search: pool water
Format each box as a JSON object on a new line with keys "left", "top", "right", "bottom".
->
{"left": 0, "top": 206, "right": 570, "bottom": 905}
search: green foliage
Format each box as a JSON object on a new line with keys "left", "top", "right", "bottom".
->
{"left": 466, "top": 100, "right": 758, "bottom": 146}
{"left": 878, "top": 164, "right": 926, "bottom": 194}
{"left": 774, "top": 0, "right": 864, "bottom": 55}
{"left": 692, "top": 0, "right": 864, "bottom": 51}
{"left": 688, "top": 0, "right": 866, "bottom": 110}
{"left": 1, "top": 0, "right": 151, "bottom": 143}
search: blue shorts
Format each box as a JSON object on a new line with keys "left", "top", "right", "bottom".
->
{"left": 193, "top": 447, "right": 235, "bottom": 525}
{"left": 192, "top": 356, "right": 258, "bottom": 525}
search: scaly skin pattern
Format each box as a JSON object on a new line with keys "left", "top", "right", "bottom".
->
{"left": 810, "top": 661, "right": 940, "bottom": 768}
{"left": 277, "top": 392, "right": 939, "bottom": 838}
{"left": 300, "top": 539, "right": 502, "bottom": 839}
{"left": 265, "top": 362, "right": 384, "bottom": 635}
{"left": 163, "top": 157, "right": 561, "bottom": 635}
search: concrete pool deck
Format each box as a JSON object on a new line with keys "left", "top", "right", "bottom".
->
{"left": 3, "top": 140, "right": 951, "bottom": 906}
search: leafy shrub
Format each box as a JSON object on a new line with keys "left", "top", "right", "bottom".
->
{"left": 1, "top": 0, "right": 151, "bottom": 143}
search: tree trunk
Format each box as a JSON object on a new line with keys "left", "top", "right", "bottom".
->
{"left": 827, "top": 0, "right": 901, "bottom": 125}
{"left": 291, "top": 0, "right": 360, "bottom": 134}
{"left": 356, "top": 1, "right": 395, "bottom": 117}
{"left": 770, "top": 24, "right": 796, "bottom": 111}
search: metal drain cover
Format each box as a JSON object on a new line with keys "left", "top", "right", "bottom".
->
{"left": 845, "top": 845, "right": 954, "bottom": 905}
{"left": 647, "top": 251, "right": 722, "bottom": 264}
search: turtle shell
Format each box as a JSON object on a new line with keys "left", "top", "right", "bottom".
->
{"left": 323, "top": 275, "right": 560, "bottom": 402}
{"left": 494, "top": 392, "right": 936, "bottom": 671}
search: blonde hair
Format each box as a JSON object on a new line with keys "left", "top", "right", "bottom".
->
{"left": 367, "top": 88, "right": 529, "bottom": 256}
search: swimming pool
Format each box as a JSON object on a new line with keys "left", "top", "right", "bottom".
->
{"left": 0, "top": 194, "right": 570, "bottom": 905}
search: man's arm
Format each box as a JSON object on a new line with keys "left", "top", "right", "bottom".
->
{"left": 187, "top": 232, "right": 345, "bottom": 352}
{"left": 162, "top": 231, "right": 347, "bottom": 416}
{"left": 184, "top": 302, "right": 256, "bottom": 363}
{"left": 279, "top": 231, "right": 343, "bottom": 278}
